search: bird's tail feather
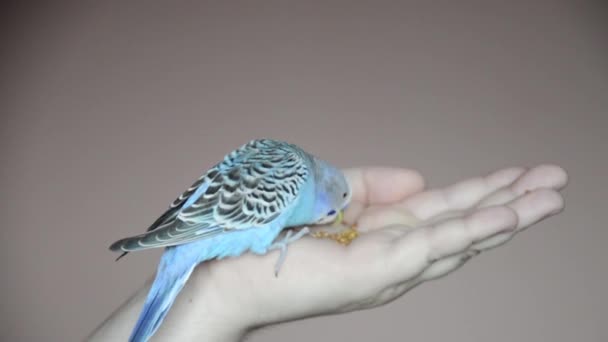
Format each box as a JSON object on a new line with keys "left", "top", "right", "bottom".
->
{"left": 129, "top": 248, "right": 196, "bottom": 342}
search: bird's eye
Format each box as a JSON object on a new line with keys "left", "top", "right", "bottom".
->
{"left": 327, "top": 210, "right": 336, "bottom": 216}
{"left": 342, "top": 192, "right": 348, "bottom": 198}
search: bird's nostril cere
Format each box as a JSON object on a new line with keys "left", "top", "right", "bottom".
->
{"left": 327, "top": 210, "right": 336, "bottom": 216}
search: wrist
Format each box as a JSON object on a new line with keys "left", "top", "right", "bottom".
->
{"left": 158, "top": 263, "right": 252, "bottom": 341}
{"left": 87, "top": 264, "right": 253, "bottom": 342}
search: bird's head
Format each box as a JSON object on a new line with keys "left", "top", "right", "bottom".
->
{"left": 311, "top": 158, "right": 352, "bottom": 225}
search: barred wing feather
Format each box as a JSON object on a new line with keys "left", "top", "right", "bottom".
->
{"left": 109, "top": 139, "right": 309, "bottom": 253}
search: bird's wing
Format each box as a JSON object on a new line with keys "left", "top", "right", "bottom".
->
{"left": 109, "top": 139, "right": 310, "bottom": 253}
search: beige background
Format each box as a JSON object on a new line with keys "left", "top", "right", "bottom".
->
{"left": 2, "top": 1, "right": 606, "bottom": 341}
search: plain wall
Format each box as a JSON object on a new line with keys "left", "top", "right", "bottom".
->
{"left": 2, "top": 1, "right": 606, "bottom": 341}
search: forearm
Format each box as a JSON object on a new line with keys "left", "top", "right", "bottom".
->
{"left": 86, "top": 275, "right": 249, "bottom": 342}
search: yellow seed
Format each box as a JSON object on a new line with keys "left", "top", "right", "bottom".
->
{"left": 310, "top": 227, "right": 360, "bottom": 245}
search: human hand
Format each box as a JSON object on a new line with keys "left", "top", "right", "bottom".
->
{"left": 157, "top": 164, "right": 567, "bottom": 339}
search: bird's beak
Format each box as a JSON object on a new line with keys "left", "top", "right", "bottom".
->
{"left": 334, "top": 210, "right": 344, "bottom": 225}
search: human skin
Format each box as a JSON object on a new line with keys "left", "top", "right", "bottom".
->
{"left": 87, "top": 164, "right": 567, "bottom": 341}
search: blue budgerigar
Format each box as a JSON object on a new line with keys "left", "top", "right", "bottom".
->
{"left": 109, "top": 138, "right": 352, "bottom": 342}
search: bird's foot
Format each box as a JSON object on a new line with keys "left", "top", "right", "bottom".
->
{"left": 269, "top": 227, "right": 310, "bottom": 277}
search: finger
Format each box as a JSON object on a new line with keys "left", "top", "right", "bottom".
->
{"left": 417, "top": 251, "right": 474, "bottom": 282}
{"left": 396, "top": 206, "right": 518, "bottom": 266}
{"left": 343, "top": 167, "right": 425, "bottom": 223}
{"left": 401, "top": 167, "right": 526, "bottom": 220}
{"left": 354, "top": 204, "right": 422, "bottom": 233}
{"left": 344, "top": 167, "right": 425, "bottom": 205}
{"left": 418, "top": 186, "right": 565, "bottom": 282}
{"left": 478, "top": 164, "right": 568, "bottom": 208}
{"left": 473, "top": 188, "right": 565, "bottom": 250}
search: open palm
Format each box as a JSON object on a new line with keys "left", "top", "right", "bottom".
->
{"left": 151, "top": 164, "right": 567, "bottom": 340}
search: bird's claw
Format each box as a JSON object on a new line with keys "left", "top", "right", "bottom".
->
{"left": 269, "top": 227, "right": 310, "bottom": 277}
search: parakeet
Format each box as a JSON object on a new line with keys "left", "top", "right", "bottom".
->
{"left": 109, "top": 138, "right": 352, "bottom": 342}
